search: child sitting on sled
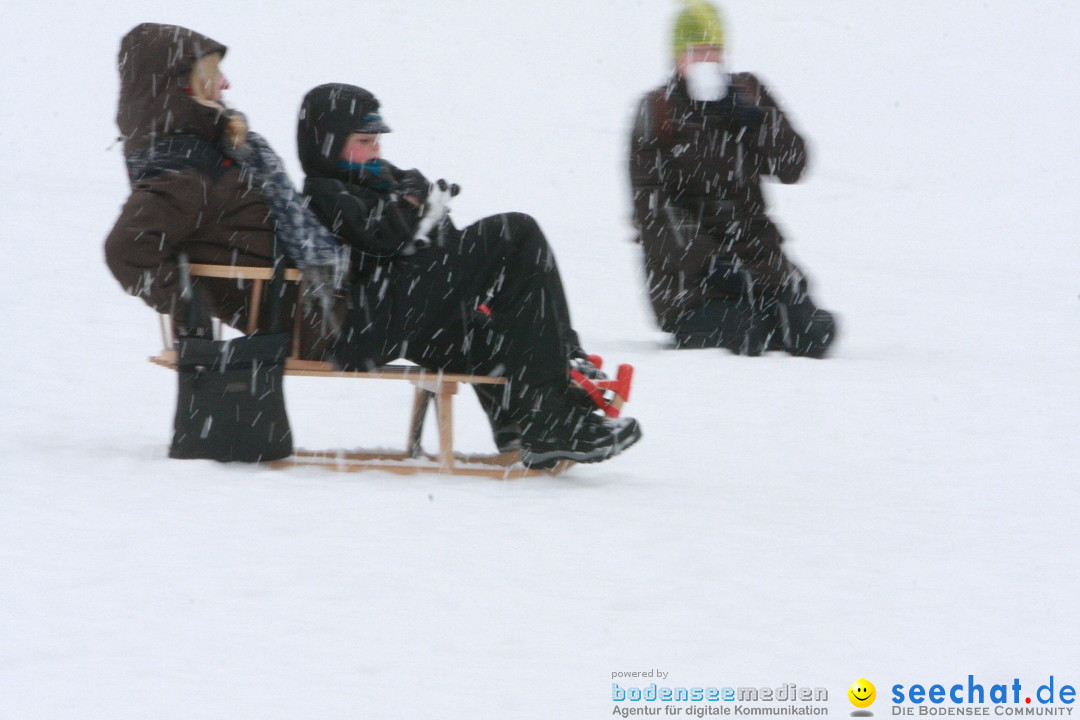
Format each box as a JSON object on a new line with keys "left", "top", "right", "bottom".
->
{"left": 296, "top": 83, "right": 642, "bottom": 467}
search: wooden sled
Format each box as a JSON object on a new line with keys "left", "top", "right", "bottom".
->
{"left": 150, "top": 263, "right": 572, "bottom": 478}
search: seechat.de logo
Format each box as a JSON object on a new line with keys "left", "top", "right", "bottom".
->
{"left": 850, "top": 679, "right": 877, "bottom": 715}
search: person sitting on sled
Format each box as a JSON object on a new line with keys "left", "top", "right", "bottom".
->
{"left": 297, "top": 83, "right": 642, "bottom": 467}
{"left": 629, "top": 0, "right": 838, "bottom": 357}
{"left": 105, "top": 23, "right": 344, "bottom": 361}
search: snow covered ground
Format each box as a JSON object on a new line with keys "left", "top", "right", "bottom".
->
{"left": 1, "top": 1, "right": 1078, "bottom": 718}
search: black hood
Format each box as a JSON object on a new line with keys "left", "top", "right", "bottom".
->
{"left": 297, "top": 83, "right": 391, "bottom": 177}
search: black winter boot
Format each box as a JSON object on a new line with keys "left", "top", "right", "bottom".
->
{"left": 477, "top": 351, "right": 615, "bottom": 452}
{"left": 777, "top": 282, "right": 837, "bottom": 358}
{"left": 672, "top": 297, "right": 773, "bottom": 355}
{"left": 517, "top": 384, "right": 642, "bottom": 468}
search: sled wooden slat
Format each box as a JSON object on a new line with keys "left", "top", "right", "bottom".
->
{"left": 150, "top": 263, "right": 565, "bottom": 478}
{"left": 151, "top": 351, "right": 506, "bottom": 384}
{"left": 187, "top": 263, "right": 303, "bottom": 281}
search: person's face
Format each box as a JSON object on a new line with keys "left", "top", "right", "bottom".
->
{"left": 340, "top": 133, "right": 381, "bottom": 164}
{"left": 676, "top": 44, "right": 725, "bottom": 77}
{"left": 206, "top": 72, "right": 229, "bottom": 101}
{"left": 195, "top": 53, "right": 230, "bottom": 102}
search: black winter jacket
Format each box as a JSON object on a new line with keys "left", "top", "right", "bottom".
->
{"left": 302, "top": 161, "right": 456, "bottom": 275}
{"left": 629, "top": 72, "right": 808, "bottom": 330}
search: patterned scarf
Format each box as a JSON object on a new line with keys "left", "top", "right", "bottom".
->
{"left": 226, "top": 132, "right": 349, "bottom": 334}
{"left": 234, "top": 132, "right": 349, "bottom": 277}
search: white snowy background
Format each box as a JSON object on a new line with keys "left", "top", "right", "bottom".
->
{"left": 1, "top": 1, "right": 1078, "bottom": 717}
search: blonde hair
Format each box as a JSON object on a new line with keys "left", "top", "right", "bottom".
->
{"left": 190, "top": 52, "right": 247, "bottom": 148}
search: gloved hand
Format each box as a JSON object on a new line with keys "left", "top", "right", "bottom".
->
{"left": 396, "top": 168, "right": 430, "bottom": 204}
{"left": 396, "top": 170, "right": 460, "bottom": 206}
{"left": 412, "top": 179, "right": 461, "bottom": 246}
{"left": 727, "top": 76, "right": 770, "bottom": 135}
{"left": 731, "top": 103, "right": 768, "bottom": 136}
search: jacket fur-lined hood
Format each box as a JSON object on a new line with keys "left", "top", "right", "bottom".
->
{"left": 116, "top": 23, "right": 228, "bottom": 155}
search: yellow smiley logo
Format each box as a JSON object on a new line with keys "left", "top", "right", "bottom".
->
{"left": 848, "top": 679, "right": 876, "bottom": 708}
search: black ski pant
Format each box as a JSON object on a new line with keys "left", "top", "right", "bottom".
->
{"left": 333, "top": 212, "right": 578, "bottom": 414}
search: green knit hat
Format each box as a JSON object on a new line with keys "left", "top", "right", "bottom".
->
{"left": 672, "top": 0, "right": 725, "bottom": 58}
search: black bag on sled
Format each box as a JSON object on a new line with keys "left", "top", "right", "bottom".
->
{"left": 169, "top": 255, "right": 293, "bottom": 462}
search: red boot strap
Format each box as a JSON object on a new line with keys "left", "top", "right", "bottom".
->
{"left": 570, "top": 369, "right": 618, "bottom": 417}
{"left": 569, "top": 363, "right": 634, "bottom": 418}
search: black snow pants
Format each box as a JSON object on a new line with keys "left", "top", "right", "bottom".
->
{"left": 671, "top": 268, "right": 837, "bottom": 358}
{"left": 333, "top": 212, "right": 578, "bottom": 413}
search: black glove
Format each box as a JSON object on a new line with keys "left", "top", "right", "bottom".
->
{"left": 396, "top": 168, "right": 430, "bottom": 202}
{"left": 396, "top": 171, "right": 460, "bottom": 204}
{"left": 730, "top": 101, "right": 768, "bottom": 136}
{"left": 726, "top": 79, "right": 773, "bottom": 136}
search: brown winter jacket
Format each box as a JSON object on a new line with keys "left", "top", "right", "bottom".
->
{"left": 629, "top": 72, "right": 808, "bottom": 331}
{"left": 105, "top": 24, "right": 328, "bottom": 357}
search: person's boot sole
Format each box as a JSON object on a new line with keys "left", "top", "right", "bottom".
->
{"left": 520, "top": 418, "right": 643, "bottom": 469}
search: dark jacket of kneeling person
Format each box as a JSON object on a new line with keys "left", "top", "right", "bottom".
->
{"left": 629, "top": 5, "right": 837, "bottom": 357}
